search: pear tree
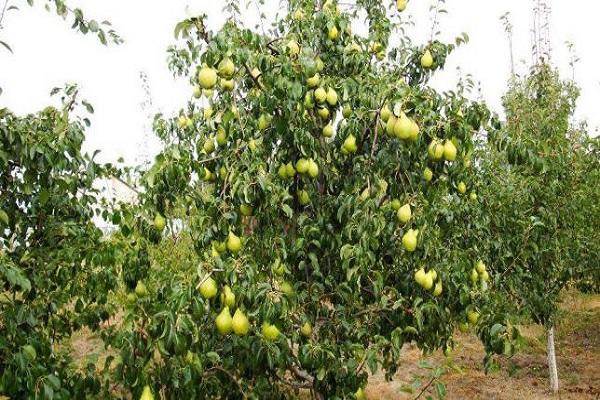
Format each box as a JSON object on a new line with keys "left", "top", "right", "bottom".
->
{"left": 111, "top": 0, "right": 516, "bottom": 398}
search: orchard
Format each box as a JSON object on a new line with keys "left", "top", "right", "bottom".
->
{"left": 0, "top": 0, "right": 598, "bottom": 399}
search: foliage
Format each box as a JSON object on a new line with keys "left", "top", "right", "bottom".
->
{"left": 0, "top": 86, "right": 121, "bottom": 399}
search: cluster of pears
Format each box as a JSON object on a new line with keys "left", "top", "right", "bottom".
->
{"left": 382, "top": 106, "right": 420, "bottom": 141}
{"left": 210, "top": 231, "right": 242, "bottom": 257}
{"left": 308, "top": 85, "right": 338, "bottom": 120}
{"left": 470, "top": 260, "right": 490, "bottom": 285}
{"left": 414, "top": 267, "right": 443, "bottom": 296}
{"left": 296, "top": 158, "right": 319, "bottom": 178}
{"left": 196, "top": 57, "right": 236, "bottom": 95}
{"left": 278, "top": 162, "right": 297, "bottom": 179}
{"left": 428, "top": 138, "right": 457, "bottom": 162}
{"left": 198, "top": 279, "right": 250, "bottom": 336}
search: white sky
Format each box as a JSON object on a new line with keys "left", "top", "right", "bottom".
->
{"left": 1, "top": 1, "right": 599, "bottom": 165}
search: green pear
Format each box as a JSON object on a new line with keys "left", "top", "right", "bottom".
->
{"left": 232, "top": 308, "right": 250, "bottom": 336}
{"left": 326, "top": 88, "right": 338, "bottom": 106}
{"left": 307, "top": 74, "right": 320, "bottom": 88}
{"left": 433, "top": 280, "right": 443, "bottom": 296}
{"left": 402, "top": 229, "right": 418, "bottom": 252}
{"left": 323, "top": 123, "right": 334, "bottom": 138}
{"left": 414, "top": 268, "right": 426, "bottom": 286}
{"left": 135, "top": 281, "right": 148, "bottom": 297}
{"left": 296, "top": 158, "right": 309, "bottom": 174}
{"left": 140, "top": 385, "right": 155, "bottom": 400}
{"left": 342, "top": 104, "right": 352, "bottom": 118}
{"left": 314, "top": 87, "right": 327, "bottom": 103}
{"left": 327, "top": 26, "right": 339, "bottom": 41}
{"left": 391, "top": 199, "right": 401, "bottom": 210}
{"left": 457, "top": 181, "right": 467, "bottom": 194}
{"left": 476, "top": 260, "right": 486, "bottom": 274}
{"left": 221, "top": 285, "right": 236, "bottom": 308}
{"left": 227, "top": 231, "right": 242, "bottom": 253}
{"left": 216, "top": 126, "right": 227, "bottom": 145}
{"left": 301, "top": 322, "right": 312, "bottom": 337}
{"left": 215, "top": 306, "right": 233, "bottom": 335}
{"left": 154, "top": 213, "right": 166, "bottom": 232}
{"left": 286, "top": 162, "right": 296, "bottom": 177}
{"left": 218, "top": 58, "right": 235, "bottom": 78}
{"left": 394, "top": 114, "right": 412, "bottom": 139}
{"left": 262, "top": 322, "right": 281, "bottom": 341}
{"left": 396, "top": 0, "right": 407, "bottom": 12}
{"left": 298, "top": 190, "right": 310, "bottom": 206}
{"left": 240, "top": 204, "right": 253, "bottom": 216}
{"left": 397, "top": 204, "right": 412, "bottom": 224}
{"left": 428, "top": 140, "right": 444, "bottom": 160}
{"left": 380, "top": 104, "right": 392, "bottom": 122}
{"left": 199, "top": 277, "right": 218, "bottom": 299}
{"left": 198, "top": 67, "right": 218, "bottom": 89}
{"left": 307, "top": 159, "right": 319, "bottom": 178}
{"left": 420, "top": 50, "right": 433, "bottom": 68}
{"left": 467, "top": 310, "right": 479, "bottom": 324}
{"left": 443, "top": 140, "right": 457, "bottom": 161}
{"left": 423, "top": 167, "right": 433, "bottom": 182}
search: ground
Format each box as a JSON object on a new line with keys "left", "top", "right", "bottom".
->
{"left": 366, "top": 291, "right": 600, "bottom": 399}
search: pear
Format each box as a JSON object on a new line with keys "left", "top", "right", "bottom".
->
{"left": 409, "top": 120, "right": 420, "bottom": 141}
{"left": 457, "top": 181, "right": 467, "bottom": 194}
{"left": 203, "top": 106, "right": 214, "bottom": 120}
{"left": 258, "top": 114, "right": 270, "bottom": 130}
{"left": 281, "top": 281, "right": 294, "bottom": 296}
{"left": 355, "top": 387, "right": 367, "bottom": 400}
{"left": 433, "top": 281, "right": 443, "bottom": 296}
{"left": 262, "top": 322, "right": 280, "bottom": 341}
{"left": 154, "top": 213, "right": 166, "bottom": 232}
{"left": 443, "top": 140, "right": 457, "bottom": 161}
{"left": 430, "top": 270, "right": 438, "bottom": 281}
{"left": 317, "top": 106, "right": 330, "bottom": 119}
{"left": 423, "top": 167, "right": 433, "bottom": 182}
{"left": 198, "top": 67, "right": 218, "bottom": 89}
{"left": 221, "top": 285, "right": 236, "bottom": 308}
{"left": 476, "top": 260, "right": 486, "bottom": 274}
{"left": 177, "top": 116, "right": 189, "bottom": 129}
{"left": 220, "top": 79, "right": 235, "bottom": 91}
{"left": 301, "top": 322, "right": 312, "bottom": 337}
{"left": 203, "top": 89, "right": 214, "bottom": 98}
{"left": 215, "top": 241, "right": 227, "bottom": 253}
{"left": 272, "top": 258, "right": 286, "bottom": 276}
{"left": 402, "top": 229, "right": 418, "bottom": 252}
{"left": 215, "top": 306, "right": 233, "bottom": 335}
{"left": 467, "top": 310, "right": 479, "bottom": 324}
{"left": 326, "top": 88, "right": 338, "bottom": 106}
{"left": 218, "top": 58, "right": 235, "bottom": 78}
{"left": 199, "top": 277, "right": 218, "bottom": 299}
{"left": 216, "top": 127, "right": 227, "bottom": 145}
{"left": 227, "top": 231, "right": 242, "bottom": 253}
{"left": 278, "top": 164, "right": 288, "bottom": 179}
{"left": 248, "top": 139, "right": 257, "bottom": 152}
{"left": 140, "top": 385, "right": 154, "bottom": 400}
{"left": 193, "top": 85, "right": 202, "bottom": 98}
{"left": 394, "top": 114, "right": 412, "bottom": 139}
{"left": 428, "top": 140, "right": 444, "bottom": 160}
{"left": 296, "top": 158, "right": 309, "bottom": 174}
{"left": 396, "top": 0, "right": 407, "bottom": 12}
{"left": 240, "top": 204, "right": 253, "bottom": 216}
{"left": 458, "top": 322, "right": 469, "bottom": 332}
{"left": 322, "top": 123, "right": 334, "bottom": 138}
{"left": 286, "top": 162, "right": 296, "bottom": 178}
{"left": 480, "top": 270, "right": 490, "bottom": 282}
{"left": 469, "top": 192, "right": 478, "bottom": 201}
{"left": 342, "top": 104, "right": 352, "bottom": 118}
{"left": 397, "top": 204, "right": 412, "bottom": 224}
{"left": 304, "top": 91, "right": 315, "bottom": 108}
{"left": 314, "top": 87, "right": 327, "bottom": 103}
{"left": 315, "top": 57, "right": 324, "bottom": 72}
{"left": 298, "top": 190, "right": 310, "bottom": 206}
{"left": 327, "top": 26, "right": 339, "bottom": 41}
{"left": 385, "top": 115, "right": 397, "bottom": 136}
{"left": 219, "top": 166, "right": 227, "bottom": 179}
{"left": 342, "top": 135, "right": 358, "bottom": 154}
{"left": 202, "top": 167, "right": 215, "bottom": 182}
{"left": 286, "top": 39, "right": 300, "bottom": 55}
{"left": 422, "top": 271, "right": 434, "bottom": 290}
{"left": 232, "top": 308, "right": 250, "bottom": 336}
{"left": 391, "top": 199, "right": 401, "bottom": 210}
{"left": 414, "top": 268, "right": 426, "bottom": 286}
{"left": 135, "top": 281, "right": 148, "bottom": 297}
{"left": 307, "top": 159, "right": 319, "bottom": 178}
{"left": 420, "top": 50, "right": 434, "bottom": 68}
{"left": 126, "top": 293, "right": 137, "bottom": 304}
{"left": 203, "top": 138, "right": 215, "bottom": 154}
{"left": 307, "top": 74, "right": 320, "bottom": 88}
{"left": 380, "top": 104, "right": 391, "bottom": 122}
{"left": 470, "top": 268, "right": 479, "bottom": 284}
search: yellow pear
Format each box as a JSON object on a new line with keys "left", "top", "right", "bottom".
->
{"left": 227, "top": 231, "right": 242, "bottom": 253}
{"left": 317, "top": 106, "right": 330, "bottom": 119}
{"left": 221, "top": 285, "right": 236, "bottom": 308}
{"left": 314, "top": 87, "right": 327, "bottom": 103}
{"left": 476, "top": 260, "right": 486, "bottom": 274}
{"left": 307, "top": 159, "right": 319, "bottom": 178}
{"left": 380, "top": 104, "right": 391, "bottom": 122}
{"left": 342, "top": 135, "right": 358, "bottom": 153}
{"left": 342, "top": 104, "right": 352, "bottom": 118}
{"left": 232, "top": 308, "right": 250, "bottom": 336}
{"left": 355, "top": 387, "right": 367, "bottom": 400}
{"left": 469, "top": 192, "right": 478, "bottom": 201}
{"left": 135, "top": 281, "right": 148, "bottom": 297}
{"left": 443, "top": 140, "right": 457, "bottom": 161}
{"left": 140, "top": 385, "right": 154, "bottom": 400}
{"left": 154, "top": 213, "right": 166, "bottom": 232}
{"left": 203, "top": 138, "right": 215, "bottom": 154}
{"left": 198, "top": 67, "right": 218, "bottom": 89}
{"left": 396, "top": 0, "right": 407, "bottom": 12}
{"left": 420, "top": 50, "right": 433, "bottom": 68}
{"left": 323, "top": 123, "right": 334, "bottom": 138}
{"left": 397, "top": 204, "right": 412, "bottom": 224}
{"left": 258, "top": 114, "right": 270, "bottom": 130}
{"left": 327, "top": 26, "right": 339, "bottom": 41}
{"left": 457, "top": 181, "right": 467, "bottom": 194}
{"left": 218, "top": 58, "right": 235, "bottom": 78}
{"left": 301, "top": 322, "right": 312, "bottom": 337}
{"left": 286, "top": 162, "right": 296, "bottom": 177}
{"left": 467, "top": 310, "right": 479, "bottom": 324}
{"left": 262, "top": 322, "right": 280, "bottom": 341}
{"left": 298, "top": 190, "right": 310, "bottom": 206}
{"left": 296, "top": 158, "right": 309, "bottom": 174}
{"left": 216, "top": 127, "right": 227, "bottom": 145}
{"left": 428, "top": 140, "right": 444, "bottom": 160}
{"left": 422, "top": 271, "right": 434, "bottom": 290}
{"left": 433, "top": 281, "right": 443, "bottom": 296}
{"left": 414, "top": 268, "right": 426, "bottom": 286}
{"left": 394, "top": 114, "right": 412, "bottom": 139}
{"left": 386, "top": 115, "right": 397, "bottom": 136}
{"left": 326, "top": 88, "right": 338, "bottom": 106}
{"left": 307, "top": 74, "right": 320, "bottom": 88}
{"left": 480, "top": 270, "right": 490, "bottom": 282}
{"left": 286, "top": 39, "right": 300, "bottom": 55}
{"left": 199, "top": 277, "right": 218, "bottom": 299}
{"left": 402, "top": 229, "right": 418, "bottom": 252}
{"left": 409, "top": 120, "right": 420, "bottom": 141}
{"left": 423, "top": 167, "right": 433, "bottom": 182}
{"left": 215, "top": 307, "right": 233, "bottom": 335}
{"left": 470, "top": 268, "right": 479, "bottom": 284}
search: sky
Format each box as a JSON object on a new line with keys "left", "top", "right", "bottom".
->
{"left": 1, "top": 0, "right": 599, "bottom": 165}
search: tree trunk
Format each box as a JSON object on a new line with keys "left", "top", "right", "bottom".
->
{"left": 546, "top": 325, "right": 559, "bottom": 393}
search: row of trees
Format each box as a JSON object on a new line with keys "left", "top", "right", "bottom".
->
{"left": 1, "top": 0, "right": 598, "bottom": 398}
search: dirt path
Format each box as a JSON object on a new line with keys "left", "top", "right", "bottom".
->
{"left": 366, "top": 292, "right": 600, "bottom": 399}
